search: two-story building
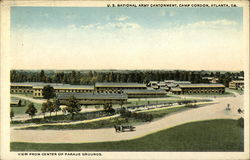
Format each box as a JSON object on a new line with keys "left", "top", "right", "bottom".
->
{"left": 229, "top": 80, "right": 244, "bottom": 90}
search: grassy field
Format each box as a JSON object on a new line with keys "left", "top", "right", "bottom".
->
{"left": 11, "top": 119, "right": 244, "bottom": 151}
{"left": 175, "top": 92, "right": 234, "bottom": 98}
{"left": 17, "top": 105, "right": 190, "bottom": 130}
{"left": 11, "top": 99, "right": 42, "bottom": 115}
{"left": 144, "top": 106, "right": 190, "bottom": 119}
{"left": 111, "top": 97, "right": 191, "bottom": 109}
{"left": 226, "top": 88, "right": 244, "bottom": 94}
{"left": 15, "top": 93, "right": 34, "bottom": 97}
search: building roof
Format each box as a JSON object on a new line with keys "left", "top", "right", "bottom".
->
{"left": 11, "top": 82, "right": 35, "bottom": 87}
{"left": 202, "top": 77, "right": 214, "bottom": 80}
{"left": 95, "top": 82, "right": 147, "bottom": 88}
{"left": 158, "top": 82, "right": 166, "bottom": 86}
{"left": 230, "top": 80, "right": 244, "bottom": 83}
{"left": 53, "top": 85, "right": 94, "bottom": 90}
{"left": 178, "top": 83, "right": 225, "bottom": 88}
{"left": 123, "top": 89, "right": 167, "bottom": 94}
{"left": 148, "top": 81, "right": 158, "bottom": 84}
{"left": 32, "top": 84, "right": 94, "bottom": 90}
{"left": 56, "top": 93, "right": 128, "bottom": 100}
{"left": 11, "top": 82, "right": 65, "bottom": 87}
{"left": 166, "top": 84, "right": 178, "bottom": 87}
{"left": 10, "top": 98, "right": 20, "bottom": 105}
{"left": 170, "top": 87, "right": 182, "bottom": 92}
{"left": 173, "top": 81, "right": 191, "bottom": 84}
{"left": 164, "top": 80, "right": 176, "bottom": 83}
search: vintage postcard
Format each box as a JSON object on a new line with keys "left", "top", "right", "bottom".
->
{"left": 0, "top": 0, "right": 249, "bottom": 159}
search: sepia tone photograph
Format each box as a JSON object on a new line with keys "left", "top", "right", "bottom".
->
{"left": 0, "top": 0, "right": 249, "bottom": 159}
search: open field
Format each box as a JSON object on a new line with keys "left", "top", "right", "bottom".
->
{"left": 16, "top": 105, "right": 190, "bottom": 130}
{"left": 143, "top": 105, "right": 190, "bottom": 119}
{"left": 11, "top": 95, "right": 205, "bottom": 126}
{"left": 11, "top": 109, "right": 113, "bottom": 125}
{"left": 15, "top": 93, "right": 33, "bottom": 97}
{"left": 11, "top": 93, "right": 243, "bottom": 143}
{"left": 226, "top": 88, "right": 244, "bottom": 95}
{"left": 11, "top": 99, "right": 42, "bottom": 115}
{"left": 10, "top": 93, "right": 189, "bottom": 117}
{"left": 174, "top": 92, "right": 234, "bottom": 98}
{"left": 11, "top": 119, "right": 243, "bottom": 151}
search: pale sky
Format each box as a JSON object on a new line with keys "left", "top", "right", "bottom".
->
{"left": 10, "top": 7, "right": 244, "bottom": 71}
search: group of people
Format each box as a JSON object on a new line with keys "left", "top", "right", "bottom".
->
{"left": 226, "top": 104, "right": 244, "bottom": 114}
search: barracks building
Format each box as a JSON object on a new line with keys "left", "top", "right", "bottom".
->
{"left": 10, "top": 81, "right": 225, "bottom": 102}
{"left": 229, "top": 80, "right": 244, "bottom": 90}
{"left": 95, "top": 82, "right": 147, "bottom": 93}
{"left": 10, "top": 82, "right": 166, "bottom": 100}
{"left": 57, "top": 93, "right": 128, "bottom": 105}
{"left": 170, "top": 84, "right": 225, "bottom": 94}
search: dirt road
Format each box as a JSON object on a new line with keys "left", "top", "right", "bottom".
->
{"left": 11, "top": 94, "right": 244, "bottom": 143}
{"left": 12, "top": 94, "right": 47, "bottom": 104}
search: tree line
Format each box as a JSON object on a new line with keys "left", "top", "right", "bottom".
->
{"left": 10, "top": 70, "right": 244, "bottom": 87}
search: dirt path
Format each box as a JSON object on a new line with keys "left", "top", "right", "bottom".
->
{"left": 11, "top": 94, "right": 46, "bottom": 104}
{"left": 11, "top": 94, "right": 244, "bottom": 143}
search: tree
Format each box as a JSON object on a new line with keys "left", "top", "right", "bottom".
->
{"left": 103, "top": 103, "right": 115, "bottom": 114}
{"left": 46, "top": 100, "right": 54, "bottom": 117}
{"left": 119, "top": 100, "right": 124, "bottom": 108}
{"left": 41, "top": 102, "right": 48, "bottom": 119}
{"left": 65, "top": 96, "right": 81, "bottom": 120}
{"left": 40, "top": 70, "right": 47, "bottom": 82}
{"left": 25, "top": 103, "right": 37, "bottom": 119}
{"left": 52, "top": 98, "right": 61, "bottom": 117}
{"left": 41, "top": 100, "right": 54, "bottom": 118}
{"left": 10, "top": 109, "right": 14, "bottom": 121}
{"left": 42, "top": 85, "right": 55, "bottom": 100}
{"left": 18, "top": 100, "right": 22, "bottom": 107}
{"left": 11, "top": 70, "right": 17, "bottom": 82}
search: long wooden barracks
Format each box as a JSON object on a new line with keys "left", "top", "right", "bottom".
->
{"left": 10, "top": 81, "right": 226, "bottom": 101}
{"left": 10, "top": 82, "right": 165, "bottom": 99}
{"left": 170, "top": 84, "right": 225, "bottom": 94}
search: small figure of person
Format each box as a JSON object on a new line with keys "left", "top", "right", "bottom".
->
{"left": 114, "top": 125, "right": 119, "bottom": 132}
{"left": 238, "top": 108, "right": 244, "bottom": 114}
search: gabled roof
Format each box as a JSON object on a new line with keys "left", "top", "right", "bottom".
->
{"left": 170, "top": 87, "right": 182, "bottom": 92}
{"left": 10, "top": 98, "right": 21, "bottom": 105}
{"left": 178, "top": 83, "right": 225, "bottom": 88}
{"left": 148, "top": 81, "right": 158, "bottom": 83}
{"left": 54, "top": 85, "right": 94, "bottom": 90}
{"left": 164, "top": 80, "right": 176, "bottom": 83}
{"left": 166, "top": 84, "right": 177, "bottom": 87}
{"left": 56, "top": 93, "right": 128, "bottom": 100}
{"left": 32, "top": 84, "right": 94, "bottom": 90}
{"left": 123, "top": 89, "right": 167, "bottom": 94}
{"left": 174, "top": 81, "right": 191, "bottom": 84}
{"left": 230, "top": 80, "right": 244, "bottom": 83}
{"left": 95, "top": 82, "right": 147, "bottom": 88}
{"left": 11, "top": 82, "right": 65, "bottom": 87}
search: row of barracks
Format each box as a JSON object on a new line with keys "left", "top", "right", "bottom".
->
{"left": 10, "top": 80, "right": 237, "bottom": 104}
{"left": 10, "top": 81, "right": 231, "bottom": 97}
{"left": 10, "top": 82, "right": 166, "bottom": 105}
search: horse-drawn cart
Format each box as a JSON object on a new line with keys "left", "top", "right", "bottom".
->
{"left": 114, "top": 125, "right": 136, "bottom": 132}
